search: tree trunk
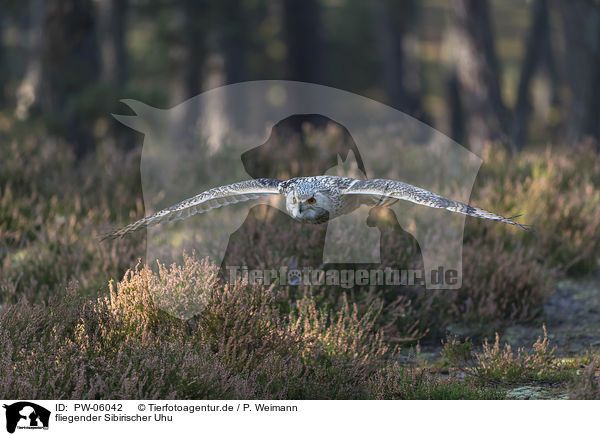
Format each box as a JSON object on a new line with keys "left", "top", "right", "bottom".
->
{"left": 447, "top": 69, "right": 465, "bottom": 145}
{"left": 451, "top": 0, "right": 509, "bottom": 155}
{"left": 0, "top": 9, "right": 5, "bottom": 106}
{"left": 371, "top": 0, "right": 424, "bottom": 119}
{"left": 282, "top": 0, "right": 324, "bottom": 83}
{"left": 217, "top": 0, "right": 247, "bottom": 85}
{"left": 181, "top": 0, "right": 206, "bottom": 99}
{"left": 97, "top": 0, "right": 128, "bottom": 85}
{"left": 40, "top": 0, "right": 100, "bottom": 158}
{"left": 558, "top": 0, "right": 600, "bottom": 145}
{"left": 512, "top": 0, "right": 550, "bottom": 150}
{"left": 15, "top": 0, "right": 45, "bottom": 120}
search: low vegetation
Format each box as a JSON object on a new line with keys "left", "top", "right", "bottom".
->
{"left": 1, "top": 131, "right": 599, "bottom": 399}
{"left": 0, "top": 259, "right": 501, "bottom": 399}
{"left": 570, "top": 359, "right": 600, "bottom": 400}
{"left": 469, "top": 326, "right": 575, "bottom": 385}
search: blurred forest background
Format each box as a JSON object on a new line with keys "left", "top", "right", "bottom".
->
{"left": 2, "top": 0, "right": 600, "bottom": 155}
{"left": 1, "top": 0, "right": 600, "bottom": 399}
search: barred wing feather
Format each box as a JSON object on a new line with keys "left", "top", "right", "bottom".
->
{"left": 102, "top": 178, "right": 282, "bottom": 239}
{"left": 342, "top": 179, "right": 530, "bottom": 230}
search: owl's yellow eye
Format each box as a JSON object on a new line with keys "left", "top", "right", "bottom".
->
{"left": 293, "top": 197, "right": 296, "bottom": 204}
{"left": 307, "top": 197, "right": 316, "bottom": 204}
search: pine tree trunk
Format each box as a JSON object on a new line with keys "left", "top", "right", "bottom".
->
{"left": 40, "top": 0, "right": 100, "bottom": 158}
{"left": 559, "top": 0, "right": 600, "bottom": 146}
{"left": 282, "top": 0, "right": 324, "bottom": 83}
{"left": 451, "top": 0, "right": 509, "bottom": 155}
{"left": 512, "top": 0, "right": 550, "bottom": 149}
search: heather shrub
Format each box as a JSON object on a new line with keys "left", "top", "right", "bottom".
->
{"left": 0, "top": 277, "right": 271, "bottom": 399}
{"left": 455, "top": 236, "right": 553, "bottom": 327}
{"left": 368, "top": 362, "right": 502, "bottom": 400}
{"left": 0, "top": 257, "right": 499, "bottom": 399}
{"left": 570, "top": 359, "right": 600, "bottom": 399}
{"left": 0, "top": 260, "right": 376, "bottom": 399}
{"left": 375, "top": 143, "right": 600, "bottom": 338}
{"left": 215, "top": 203, "right": 431, "bottom": 343}
{"left": 0, "top": 138, "right": 144, "bottom": 304}
{"left": 470, "top": 326, "right": 574, "bottom": 384}
{"left": 470, "top": 143, "right": 600, "bottom": 276}
{"left": 2, "top": 127, "right": 599, "bottom": 399}
{"left": 0, "top": 288, "right": 252, "bottom": 399}
{"left": 375, "top": 234, "right": 553, "bottom": 341}
{"left": 439, "top": 335, "right": 473, "bottom": 368}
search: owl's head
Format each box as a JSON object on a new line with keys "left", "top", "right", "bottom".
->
{"left": 285, "top": 189, "right": 331, "bottom": 223}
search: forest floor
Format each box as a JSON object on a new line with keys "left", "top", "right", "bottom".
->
{"left": 509, "top": 277, "right": 600, "bottom": 355}
{"left": 414, "top": 275, "right": 600, "bottom": 399}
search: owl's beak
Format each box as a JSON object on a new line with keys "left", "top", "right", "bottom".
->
{"left": 298, "top": 203, "right": 304, "bottom": 213}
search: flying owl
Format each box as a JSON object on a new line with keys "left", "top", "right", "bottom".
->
{"left": 102, "top": 176, "right": 529, "bottom": 239}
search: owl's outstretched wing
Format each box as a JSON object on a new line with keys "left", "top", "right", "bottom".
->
{"left": 102, "top": 178, "right": 282, "bottom": 240}
{"left": 342, "top": 179, "right": 530, "bottom": 230}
